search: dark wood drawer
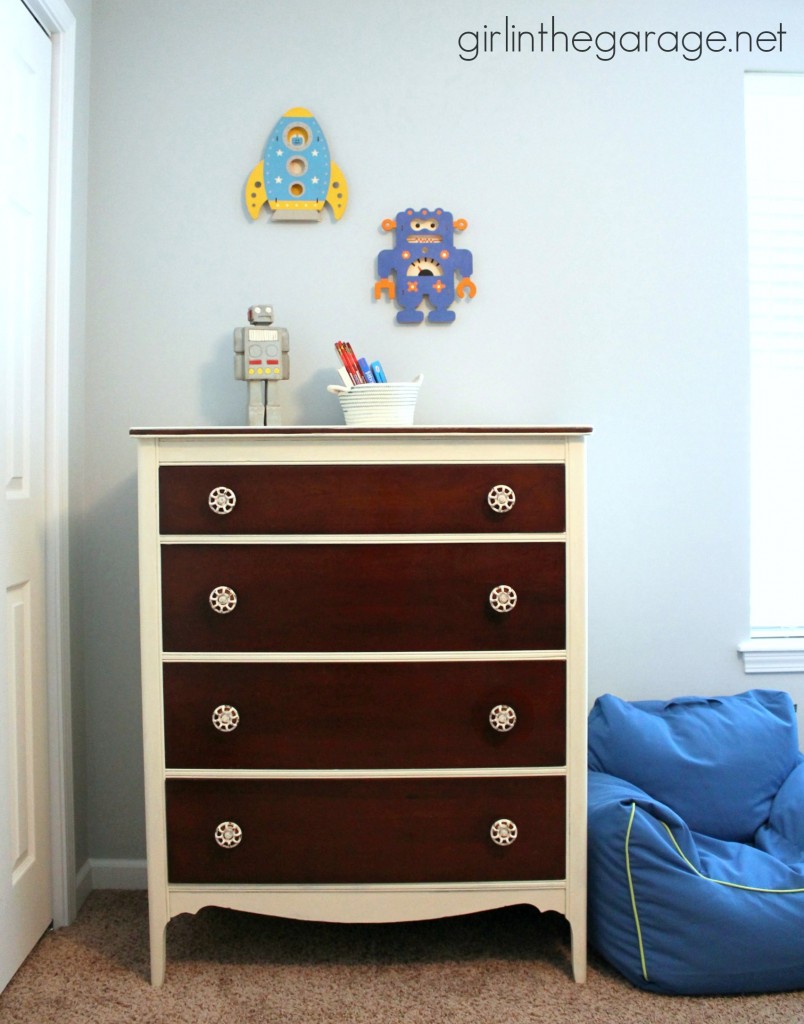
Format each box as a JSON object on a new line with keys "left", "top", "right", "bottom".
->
{"left": 158, "top": 464, "right": 565, "bottom": 535}
{"left": 160, "top": 542, "right": 565, "bottom": 652}
{"left": 165, "top": 776, "right": 566, "bottom": 884}
{"left": 163, "top": 660, "right": 566, "bottom": 770}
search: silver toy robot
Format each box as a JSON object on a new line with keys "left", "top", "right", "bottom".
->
{"left": 233, "top": 305, "right": 290, "bottom": 426}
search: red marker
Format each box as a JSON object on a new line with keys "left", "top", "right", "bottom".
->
{"left": 343, "top": 342, "right": 367, "bottom": 383}
{"left": 335, "top": 341, "right": 364, "bottom": 384}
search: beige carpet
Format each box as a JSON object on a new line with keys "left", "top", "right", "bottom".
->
{"left": 1, "top": 891, "right": 803, "bottom": 1023}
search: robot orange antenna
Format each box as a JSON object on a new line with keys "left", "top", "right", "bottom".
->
{"left": 381, "top": 219, "right": 397, "bottom": 231}
{"left": 454, "top": 218, "right": 468, "bottom": 231}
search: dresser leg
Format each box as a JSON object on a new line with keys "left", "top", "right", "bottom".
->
{"left": 570, "top": 917, "right": 587, "bottom": 983}
{"left": 149, "top": 911, "right": 168, "bottom": 986}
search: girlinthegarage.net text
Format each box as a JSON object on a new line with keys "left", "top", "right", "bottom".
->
{"left": 458, "top": 16, "right": 786, "bottom": 62}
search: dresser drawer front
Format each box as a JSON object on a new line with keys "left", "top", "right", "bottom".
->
{"left": 166, "top": 777, "right": 566, "bottom": 884}
{"left": 163, "top": 660, "right": 566, "bottom": 770}
{"left": 160, "top": 542, "right": 565, "bottom": 652}
{"left": 158, "top": 463, "right": 565, "bottom": 535}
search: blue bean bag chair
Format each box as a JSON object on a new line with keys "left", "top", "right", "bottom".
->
{"left": 587, "top": 688, "right": 804, "bottom": 994}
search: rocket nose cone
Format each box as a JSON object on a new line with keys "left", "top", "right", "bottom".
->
{"left": 284, "top": 106, "right": 313, "bottom": 117}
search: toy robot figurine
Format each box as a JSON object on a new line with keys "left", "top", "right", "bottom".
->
{"left": 233, "top": 305, "right": 290, "bottom": 426}
{"left": 375, "top": 207, "right": 476, "bottom": 324}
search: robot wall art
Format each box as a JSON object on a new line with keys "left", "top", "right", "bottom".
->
{"left": 374, "top": 207, "right": 476, "bottom": 324}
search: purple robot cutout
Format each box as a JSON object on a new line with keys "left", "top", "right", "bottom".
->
{"left": 375, "top": 207, "right": 476, "bottom": 324}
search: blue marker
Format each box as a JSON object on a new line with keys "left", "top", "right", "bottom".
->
{"left": 370, "top": 360, "right": 387, "bottom": 383}
{"left": 358, "top": 358, "right": 376, "bottom": 383}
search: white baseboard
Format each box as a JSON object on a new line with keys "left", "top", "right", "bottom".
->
{"left": 75, "top": 857, "right": 147, "bottom": 909}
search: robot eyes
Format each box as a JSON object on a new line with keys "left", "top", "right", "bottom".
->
{"left": 410, "top": 219, "right": 439, "bottom": 232}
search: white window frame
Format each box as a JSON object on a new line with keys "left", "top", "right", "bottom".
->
{"left": 740, "top": 71, "right": 804, "bottom": 674}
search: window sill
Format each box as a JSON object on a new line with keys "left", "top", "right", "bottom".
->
{"left": 739, "top": 638, "right": 804, "bottom": 674}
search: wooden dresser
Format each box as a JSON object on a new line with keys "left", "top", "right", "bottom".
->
{"left": 132, "top": 427, "right": 590, "bottom": 985}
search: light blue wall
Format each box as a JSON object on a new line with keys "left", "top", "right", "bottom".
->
{"left": 81, "top": 0, "right": 804, "bottom": 858}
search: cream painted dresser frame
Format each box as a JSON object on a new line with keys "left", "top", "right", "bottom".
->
{"left": 132, "top": 426, "right": 590, "bottom": 986}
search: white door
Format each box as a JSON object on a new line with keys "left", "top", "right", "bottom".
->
{"left": 0, "top": 0, "right": 53, "bottom": 991}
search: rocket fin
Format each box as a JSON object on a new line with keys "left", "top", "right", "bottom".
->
{"left": 326, "top": 161, "right": 348, "bottom": 221}
{"left": 245, "top": 160, "right": 268, "bottom": 220}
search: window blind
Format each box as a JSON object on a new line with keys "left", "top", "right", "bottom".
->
{"left": 745, "top": 72, "right": 804, "bottom": 633}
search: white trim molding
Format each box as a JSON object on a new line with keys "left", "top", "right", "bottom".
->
{"left": 739, "top": 638, "right": 804, "bottom": 674}
{"left": 23, "top": 0, "right": 78, "bottom": 931}
{"left": 76, "top": 859, "right": 148, "bottom": 904}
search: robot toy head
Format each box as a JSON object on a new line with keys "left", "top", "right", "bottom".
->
{"left": 390, "top": 208, "right": 461, "bottom": 248}
{"left": 248, "top": 305, "right": 274, "bottom": 325}
{"left": 384, "top": 209, "right": 468, "bottom": 280}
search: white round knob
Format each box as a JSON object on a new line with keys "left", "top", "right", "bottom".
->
{"left": 209, "top": 586, "right": 237, "bottom": 614}
{"left": 212, "top": 704, "right": 240, "bottom": 732}
{"left": 487, "top": 485, "right": 516, "bottom": 514}
{"left": 489, "top": 704, "right": 517, "bottom": 732}
{"left": 209, "top": 486, "right": 237, "bottom": 515}
{"left": 214, "top": 821, "right": 243, "bottom": 848}
{"left": 489, "top": 585, "right": 517, "bottom": 613}
{"left": 490, "top": 819, "right": 518, "bottom": 846}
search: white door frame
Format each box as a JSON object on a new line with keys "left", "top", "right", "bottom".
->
{"left": 22, "top": 0, "right": 77, "bottom": 929}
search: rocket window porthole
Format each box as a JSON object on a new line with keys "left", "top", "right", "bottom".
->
{"left": 289, "top": 182, "right": 305, "bottom": 198}
{"left": 287, "top": 157, "right": 307, "bottom": 176}
{"left": 284, "top": 123, "right": 311, "bottom": 150}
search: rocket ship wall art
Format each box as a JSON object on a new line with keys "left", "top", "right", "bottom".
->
{"left": 245, "top": 107, "right": 348, "bottom": 222}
